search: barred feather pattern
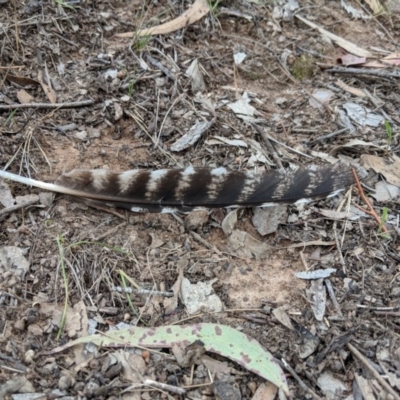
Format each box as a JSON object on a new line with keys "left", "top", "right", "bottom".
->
{"left": 0, "top": 164, "right": 354, "bottom": 213}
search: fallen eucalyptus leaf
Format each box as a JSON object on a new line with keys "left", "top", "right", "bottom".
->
{"left": 49, "top": 323, "right": 289, "bottom": 394}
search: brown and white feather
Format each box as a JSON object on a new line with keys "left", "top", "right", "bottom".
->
{"left": 0, "top": 164, "right": 355, "bottom": 213}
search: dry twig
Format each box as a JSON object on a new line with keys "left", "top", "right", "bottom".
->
{"left": 0, "top": 197, "right": 40, "bottom": 221}
{"left": 352, "top": 168, "right": 389, "bottom": 234}
{"left": 325, "top": 279, "right": 342, "bottom": 317}
{"left": 327, "top": 67, "right": 400, "bottom": 79}
{"left": 281, "top": 359, "right": 322, "bottom": 400}
{"left": 0, "top": 99, "right": 94, "bottom": 110}
{"left": 251, "top": 123, "right": 284, "bottom": 169}
{"left": 347, "top": 343, "right": 400, "bottom": 400}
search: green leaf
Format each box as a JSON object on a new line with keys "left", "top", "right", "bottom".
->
{"left": 50, "top": 323, "right": 288, "bottom": 394}
{"left": 384, "top": 120, "right": 392, "bottom": 145}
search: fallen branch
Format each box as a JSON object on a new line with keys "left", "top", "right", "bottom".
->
{"left": 0, "top": 99, "right": 94, "bottom": 110}
{"left": 327, "top": 67, "right": 400, "bottom": 79}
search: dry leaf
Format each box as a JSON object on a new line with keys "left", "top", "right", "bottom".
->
{"left": 17, "top": 89, "right": 34, "bottom": 104}
{"left": 307, "top": 279, "right": 326, "bottom": 321}
{"left": 371, "top": 181, "right": 400, "bottom": 203}
{"left": 37, "top": 70, "right": 57, "bottom": 104}
{"left": 317, "top": 372, "right": 347, "bottom": 397}
{"left": 206, "top": 136, "right": 248, "bottom": 148}
{"left": 295, "top": 15, "right": 372, "bottom": 57}
{"left": 252, "top": 205, "right": 287, "bottom": 236}
{"left": 0, "top": 246, "right": 30, "bottom": 288}
{"left": 0, "top": 377, "right": 35, "bottom": 399}
{"left": 364, "top": 0, "right": 385, "bottom": 14}
{"left": 164, "top": 257, "right": 186, "bottom": 314}
{"left": 318, "top": 209, "right": 356, "bottom": 220}
{"left": 335, "top": 79, "right": 366, "bottom": 97}
{"left": 309, "top": 89, "right": 335, "bottom": 108}
{"left": 116, "top": 0, "right": 210, "bottom": 38}
{"left": 360, "top": 154, "right": 400, "bottom": 187}
{"left": 227, "top": 229, "right": 270, "bottom": 260}
{"left": 171, "top": 118, "right": 215, "bottom": 152}
{"left": 112, "top": 350, "right": 146, "bottom": 382}
{"left": 252, "top": 382, "right": 278, "bottom": 400}
{"left": 376, "top": 347, "right": 400, "bottom": 390}
{"left": 342, "top": 102, "right": 385, "bottom": 127}
{"left": 0, "top": 179, "right": 14, "bottom": 208}
{"left": 40, "top": 82, "right": 57, "bottom": 104}
{"left": 354, "top": 374, "right": 376, "bottom": 399}
{"left": 338, "top": 53, "right": 366, "bottom": 66}
{"left": 332, "top": 139, "right": 385, "bottom": 154}
{"left": 4, "top": 73, "right": 40, "bottom": 86}
{"left": 221, "top": 209, "right": 238, "bottom": 236}
{"left": 341, "top": 0, "right": 368, "bottom": 19}
{"left": 382, "top": 52, "right": 400, "bottom": 66}
{"left": 272, "top": 306, "right": 293, "bottom": 330}
{"left": 185, "top": 58, "right": 206, "bottom": 92}
{"left": 362, "top": 60, "right": 389, "bottom": 68}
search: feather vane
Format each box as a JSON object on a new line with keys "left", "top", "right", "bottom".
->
{"left": 0, "top": 164, "right": 354, "bottom": 213}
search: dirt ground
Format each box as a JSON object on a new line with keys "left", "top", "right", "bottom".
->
{"left": 1, "top": 0, "right": 400, "bottom": 399}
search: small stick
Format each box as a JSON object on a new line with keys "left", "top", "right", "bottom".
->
{"left": 333, "top": 223, "right": 346, "bottom": 272}
{"left": 0, "top": 99, "right": 94, "bottom": 110}
{"left": 327, "top": 67, "right": 400, "bottom": 79}
{"left": 325, "top": 279, "right": 342, "bottom": 316}
{"left": 146, "top": 55, "right": 176, "bottom": 81}
{"left": 281, "top": 359, "right": 322, "bottom": 400}
{"left": 352, "top": 168, "right": 389, "bottom": 234}
{"left": 0, "top": 197, "right": 40, "bottom": 220}
{"left": 190, "top": 231, "right": 222, "bottom": 256}
{"left": 111, "top": 286, "right": 174, "bottom": 297}
{"left": 309, "top": 128, "right": 349, "bottom": 145}
{"left": 252, "top": 123, "right": 284, "bottom": 169}
{"left": 356, "top": 305, "right": 396, "bottom": 311}
{"left": 93, "top": 222, "right": 127, "bottom": 242}
{"left": 261, "top": 131, "right": 313, "bottom": 159}
{"left": 347, "top": 343, "right": 400, "bottom": 400}
{"left": 87, "top": 202, "right": 126, "bottom": 220}
{"left": 352, "top": 203, "right": 374, "bottom": 215}
{"left": 144, "top": 379, "right": 186, "bottom": 395}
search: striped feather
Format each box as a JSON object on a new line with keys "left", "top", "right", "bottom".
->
{"left": 0, "top": 164, "right": 354, "bottom": 213}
